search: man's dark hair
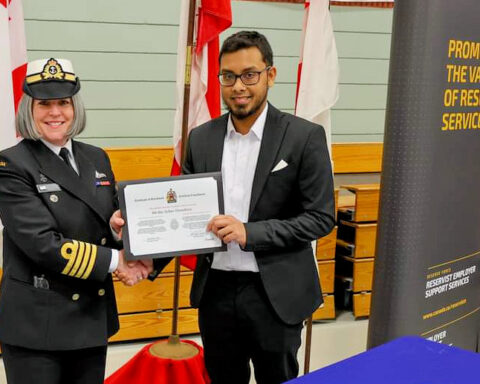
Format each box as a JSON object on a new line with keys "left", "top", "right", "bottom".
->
{"left": 219, "top": 31, "right": 273, "bottom": 67}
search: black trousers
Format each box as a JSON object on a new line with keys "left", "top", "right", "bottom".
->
{"left": 2, "top": 343, "right": 107, "bottom": 384}
{"left": 199, "top": 269, "right": 303, "bottom": 384}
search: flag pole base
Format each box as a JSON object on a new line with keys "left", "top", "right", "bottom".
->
{"left": 149, "top": 336, "right": 199, "bottom": 360}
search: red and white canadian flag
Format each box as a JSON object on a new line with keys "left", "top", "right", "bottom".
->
{"left": 295, "top": 0, "right": 339, "bottom": 155}
{"left": 172, "top": 0, "right": 232, "bottom": 174}
{"left": 0, "top": 0, "right": 27, "bottom": 151}
{"left": 172, "top": 0, "right": 231, "bottom": 269}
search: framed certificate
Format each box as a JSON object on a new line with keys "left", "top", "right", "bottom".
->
{"left": 118, "top": 172, "right": 226, "bottom": 260}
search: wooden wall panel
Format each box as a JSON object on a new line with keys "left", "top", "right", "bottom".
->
{"left": 333, "top": 143, "right": 383, "bottom": 173}
{"left": 105, "top": 143, "right": 383, "bottom": 182}
{"left": 114, "top": 274, "right": 193, "bottom": 314}
{"left": 109, "top": 308, "right": 199, "bottom": 342}
{"left": 105, "top": 147, "right": 174, "bottom": 181}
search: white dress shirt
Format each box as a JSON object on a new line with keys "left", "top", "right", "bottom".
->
{"left": 211, "top": 104, "right": 268, "bottom": 272}
{"left": 40, "top": 139, "right": 119, "bottom": 272}
{"left": 41, "top": 139, "right": 79, "bottom": 174}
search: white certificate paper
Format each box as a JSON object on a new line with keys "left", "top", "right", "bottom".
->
{"left": 119, "top": 172, "right": 226, "bottom": 259}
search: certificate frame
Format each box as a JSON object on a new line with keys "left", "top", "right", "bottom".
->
{"left": 118, "top": 172, "right": 226, "bottom": 260}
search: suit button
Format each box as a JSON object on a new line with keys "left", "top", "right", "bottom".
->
{"left": 98, "top": 289, "right": 105, "bottom": 296}
{"left": 72, "top": 293, "right": 80, "bottom": 301}
{"left": 101, "top": 237, "right": 107, "bottom": 245}
{"left": 50, "top": 194, "right": 59, "bottom": 203}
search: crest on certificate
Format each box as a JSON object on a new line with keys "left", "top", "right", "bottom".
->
{"left": 166, "top": 188, "right": 177, "bottom": 204}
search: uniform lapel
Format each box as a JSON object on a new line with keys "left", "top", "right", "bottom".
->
{"left": 73, "top": 141, "right": 97, "bottom": 198}
{"left": 26, "top": 140, "right": 108, "bottom": 224}
{"left": 249, "top": 104, "right": 289, "bottom": 218}
{"left": 205, "top": 114, "right": 228, "bottom": 172}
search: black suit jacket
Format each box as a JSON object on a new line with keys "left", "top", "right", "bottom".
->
{"left": 183, "top": 104, "right": 335, "bottom": 325}
{"left": 0, "top": 139, "right": 120, "bottom": 350}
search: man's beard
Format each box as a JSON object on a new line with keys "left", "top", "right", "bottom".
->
{"left": 225, "top": 92, "right": 268, "bottom": 120}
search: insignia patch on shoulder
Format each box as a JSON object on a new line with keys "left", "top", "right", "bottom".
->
{"left": 0, "top": 161, "right": 6, "bottom": 167}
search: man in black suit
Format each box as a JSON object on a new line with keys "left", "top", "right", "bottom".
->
{"left": 113, "top": 30, "right": 335, "bottom": 383}
{"left": 182, "top": 31, "right": 335, "bottom": 384}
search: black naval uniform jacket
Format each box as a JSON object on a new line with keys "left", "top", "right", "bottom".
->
{"left": 154, "top": 104, "right": 335, "bottom": 325}
{"left": 0, "top": 139, "right": 120, "bottom": 351}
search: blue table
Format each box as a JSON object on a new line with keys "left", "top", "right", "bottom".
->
{"left": 288, "top": 336, "right": 480, "bottom": 383}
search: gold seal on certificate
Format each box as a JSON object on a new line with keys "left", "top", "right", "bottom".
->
{"left": 118, "top": 172, "right": 226, "bottom": 260}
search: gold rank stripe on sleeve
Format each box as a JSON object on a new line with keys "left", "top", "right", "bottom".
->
{"left": 61, "top": 240, "right": 98, "bottom": 279}
{"left": 69, "top": 240, "right": 85, "bottom": 277}
{"left": 75, "top": 243, "right": 92, "bottom": 278}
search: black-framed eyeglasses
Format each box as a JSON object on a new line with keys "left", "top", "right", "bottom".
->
{"left": 218, "top": 66, "right": 271, "bottom": 86}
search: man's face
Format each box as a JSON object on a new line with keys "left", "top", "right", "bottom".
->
{"left": 219, "top": 47, "right": 276, "bottom": 122}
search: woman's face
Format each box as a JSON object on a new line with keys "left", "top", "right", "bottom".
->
{"left": 32, "top": 98, "right": 74, "bottom": 146}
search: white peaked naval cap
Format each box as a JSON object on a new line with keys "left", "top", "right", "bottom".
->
{"left": 23, "top": 58, "right": 80, "bottom": 100}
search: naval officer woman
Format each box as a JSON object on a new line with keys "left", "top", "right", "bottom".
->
{"left": 0, "top": 58, "right": 148, "bottom": 384}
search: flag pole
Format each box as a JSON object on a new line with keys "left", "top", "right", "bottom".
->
{"left": 171, "top": 0, "right": 197, "bottom": 344}
{"left": 303, "top": 315, "right": 313, "bottom": 374}
{"left": 149, "top": 0, "right": 198, "bottom": 358}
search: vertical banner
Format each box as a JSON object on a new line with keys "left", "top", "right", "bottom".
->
{"left": 368, "top": 0, "right": 480, "bottom": 350}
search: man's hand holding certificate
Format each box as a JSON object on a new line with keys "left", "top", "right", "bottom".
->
{"left": 118, "top": 172, "right": 226, "bottom": 260}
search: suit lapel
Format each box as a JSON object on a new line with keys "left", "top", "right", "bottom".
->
{"left": 249, "top": 105, "right": 289, "bottom": 217}
{"left": 205, "top": 114, "right": 228, "bottom": 172}
{"left": 26, "top": 140, "right": 108, "bottom": 224}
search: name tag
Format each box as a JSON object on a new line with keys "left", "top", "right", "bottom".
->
{"left": 36, "top": 183, "right": 61, "bottom": 193}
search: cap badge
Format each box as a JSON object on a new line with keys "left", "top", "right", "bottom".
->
{"left": 42, "top": 59, "right": 65, "bottom": 81}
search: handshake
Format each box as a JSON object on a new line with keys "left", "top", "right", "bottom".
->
{"left": 108, "top": 207, "right": 247, "bottom": 287}
{"left": 109, "top": 210, "right": 154, "bottom": 287}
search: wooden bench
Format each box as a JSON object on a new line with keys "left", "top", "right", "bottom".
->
{"left": 313, "top": 260, "right": 336, "bottom": 320}
{"left": 316, "top": 226, "right": 337, "bottom": 260}
{"left": 312, "top": 295, "right": 336, "bottom": 320}
{"left": 337, "top": 184, "right": 380, "bottom": 223}
{"left": 335, "top": 184, "right": 380, "bottom": 318}
{"left": 336, "top": 256, "right": 374, "bottom": 292}
{"left": 336, "top": 222, "right": 377, "bottom": 258}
